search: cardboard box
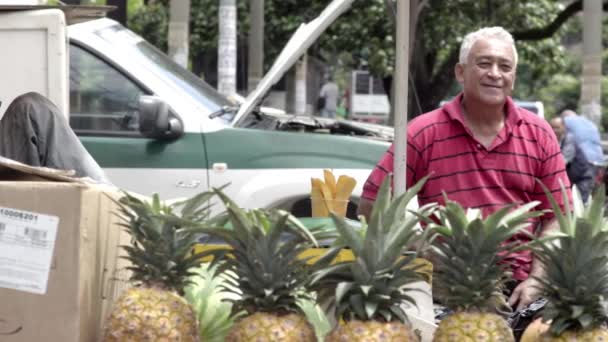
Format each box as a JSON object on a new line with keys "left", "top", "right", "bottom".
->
{"left": 0, "top": 157, "right": 130, "bottom": 342}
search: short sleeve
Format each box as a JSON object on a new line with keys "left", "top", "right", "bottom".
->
{"left": 361, "top": 144, "right": 394, "bottom": 201}
{"left": 361, "top": 136, "right": 425, "bottom": 201}
{"left": 530, "top": 130, "right": 572, "bottom": 220}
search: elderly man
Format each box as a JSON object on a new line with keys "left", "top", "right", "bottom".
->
{"left": 358, "top": 27, "right": 571, "bottom": 312}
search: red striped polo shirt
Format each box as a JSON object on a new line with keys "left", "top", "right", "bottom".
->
{"left": 362, "top": 94, "right": 572, "bottom": 280}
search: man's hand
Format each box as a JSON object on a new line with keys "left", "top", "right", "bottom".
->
{"left": 508, "top": 276, "right": 542, "bottom": 311}
{"left": 356, "top": 197, "right": 374, "bottom": 222}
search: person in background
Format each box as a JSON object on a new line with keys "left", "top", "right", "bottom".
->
{"left": 0, "top": 92, "right": 109, "bottom": 183}
{"left": 560, "top": 109, "right": 604, "bottom": 200}
{"left": 550, "top": 116, "right": 595, "bottom": 201}
{"left": 318, "top": 75, "right": 339, "bottom": 118}
{"left": 357, "top": 26, "right": 571, "bottom": 312}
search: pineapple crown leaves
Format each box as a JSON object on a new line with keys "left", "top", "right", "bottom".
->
{"left": 533, "top": 182, "right": 608, "bottom": 336}
{"left": 196, "top": 187, "right": 320, "bottom": 315}
{"left": 115, "top": 190, "right": 216, "bottom": 292}
{"left": 311, "top": 175, "right": 436, "bottom": 323}
{"left": 429, "top": 196, "right": 542, "bottom": 313}
{"left": 184, "top": 263, "right": 244, "bottom": 342}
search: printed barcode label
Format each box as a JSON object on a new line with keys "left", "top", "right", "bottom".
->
{"left": 0, "top": 207, "right": 59, "bottom": 295}
{"left": 24, "top": 227, "right": 47, "bottom": 241}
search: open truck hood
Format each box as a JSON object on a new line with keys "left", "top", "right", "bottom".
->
{"left": 231, "top": 0, "right": 355, "bottom": 126}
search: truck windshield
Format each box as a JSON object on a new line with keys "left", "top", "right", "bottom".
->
{"left": 95, "top": 24, "right": 232, "bottom": 112}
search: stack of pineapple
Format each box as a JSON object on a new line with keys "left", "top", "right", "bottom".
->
{"left": 103, "top": 190, "right": 220, "bottom": 341}
{"left": 312, "top": 176, "right": 437, "bottom": 341}
{"left": 520, "top": 185, "right": 608, "bottom": 341}
{"left": 199, "top": 188, "right": 322, "bottom": 341}
{"left": 102, "top": 174, "right": 608, "bottom": 341}
{"left": 430, "top": 199, "right": 541, "bottom": 341}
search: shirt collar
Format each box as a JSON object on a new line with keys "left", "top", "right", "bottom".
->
{"left": 442, "top": 93, "right": 523, "bottom": 129}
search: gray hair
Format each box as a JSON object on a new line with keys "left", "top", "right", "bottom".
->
{"left": 459, "top": 27, "right": 518, "bottom": 65}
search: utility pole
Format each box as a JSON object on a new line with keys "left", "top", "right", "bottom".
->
{"left": 168, "top": 0, "right": 191, "bottom": 68}
{"left": 580, "top": 0, "right": 602, "bottom": 126}
{"left": 393, "top": 0, "right": 409, "bottom": 196}
{"left": 248, "top": 0, "right": 264, "bottom": 92}
{"left": 218, "top": 0, "right": 237, "bottom": 95}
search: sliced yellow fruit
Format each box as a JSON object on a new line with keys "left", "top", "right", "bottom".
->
{"left": 311, "top": 178, "right": 329, "bottom": 217}
{"left": 323, "top": 169, "right": 337, "bottom": 198}
{"left": 335, "top": 175, "right": 357, "bottom": 201}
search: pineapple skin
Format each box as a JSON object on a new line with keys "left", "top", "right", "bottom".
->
{"left": 226, "top": 312, "right": 316, "bottom": 341}
{"left": 433, "top": 312, "right": 514, "bottom": 342}
{"left": 537, "top": 329, "right": 608, "bottom": 341}
{"left": 103, "top": 287, "right": 198, "bottom": 342}
{"left": 325, "top": 320, "right": 419, "bottom": 342}
{"left": 522, "top": 318, "right": 608, "bottom": 341}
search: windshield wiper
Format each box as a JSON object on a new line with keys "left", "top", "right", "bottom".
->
{"left": 209, "top": 105, "right": 239, "bottom": 119}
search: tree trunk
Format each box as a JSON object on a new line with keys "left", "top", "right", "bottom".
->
{"left": 106, "top": 0, "right": 127, "bottom": 26}
{"left": 218, "top": 0, "right": 237, "bottom": 95}
{"left": 580, "top": 0, "right": 602, "bottom": 126}
{"left": 248, "top": 0, "right": 264, "bottom": 92}
{"left": 168, "top": 0, "right": 190, "bottom": 68}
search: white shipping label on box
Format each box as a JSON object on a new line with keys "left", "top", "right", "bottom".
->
{"left": 0, "top": 207, "right": 59, "bottom": 295}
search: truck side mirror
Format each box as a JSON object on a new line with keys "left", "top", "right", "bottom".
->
{"left": 138, "top": 95, "right": 183, "bottom": 140}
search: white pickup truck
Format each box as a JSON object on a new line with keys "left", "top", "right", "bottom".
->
{"left": 0, "top": 4, "right": 392, "bottom": 217}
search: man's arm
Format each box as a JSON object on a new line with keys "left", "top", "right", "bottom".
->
{"left": 357, "top": 197, "right": 375, "bottom": 222}
{"left": 508, "top": 218, "right": 558, "bottom": 310}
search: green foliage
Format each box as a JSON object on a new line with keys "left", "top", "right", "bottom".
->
{"left": 126, "top": 0, "right": 591, "bottom": 114}
{"left": 430, "top": 200, "right": 542, "bottom": 313}
{"left": 538, "top": 73, "right": 580, "bottom": 118}
{"left": 534, "top": 184, "right": 608, "bottom": 336}
{"left": 128, "top": 0, "right": 169, "bottom": 52}
{"left": 197, "top": 187, "right": 324, "bottom": 315}
{"left": 116, "top": 190, "right": 217, "bottom": 292}
{"left": 298, "top": 296, "right": 332, "bottom": 342}
{"left": 311, "top": 176, "right": 436, "bottom": 323}
{"left": 185, "top": 263, "right": 241, "bottom": 342}
{"left": 185, "top": 263, "right": 331, "bottom": 342}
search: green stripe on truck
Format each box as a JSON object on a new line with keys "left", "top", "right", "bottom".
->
{"left": 81, "top": 128, "right": 389, "bottom": 169}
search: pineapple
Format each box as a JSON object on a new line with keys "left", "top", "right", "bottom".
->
{"left": 103, "top": 190, "right": 217, "bottom": 341}
{"left": 199, "top": 188, "right": 320, "bottom": 341}
{"left": 313, "top": 176, "right": 436, "bottom": 341}
{"left": 521, "top": 185, "right": 608, "bottom": 341}
{"left": 431, "top": 198, "right": 541, "bottom": 342}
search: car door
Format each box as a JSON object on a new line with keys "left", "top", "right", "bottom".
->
{"left": 69, "top": 43, "right": 208, "bottom": 200}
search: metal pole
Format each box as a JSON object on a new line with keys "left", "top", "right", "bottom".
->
{"left": 218, "top": 0, "right": 237, "bottom": 95}
{"left": 393, "top": 0, "right": 410, "bottom": 196}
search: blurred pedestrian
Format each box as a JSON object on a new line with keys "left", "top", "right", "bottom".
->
{"left": 561, "top": 110, "right": 604, "bottom": 163}
{"left": 561, "top": 109, "right": 604, "bottom": 200}
{"left": 318, "top": 75, "right": 339, "bottom": 118}
{"left": 550, "top": 116, "right": 594, "bottom": 201}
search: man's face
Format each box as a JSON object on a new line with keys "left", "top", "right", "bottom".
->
{"left": 455, "top": 38, "right": 516, "bottom": 106}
